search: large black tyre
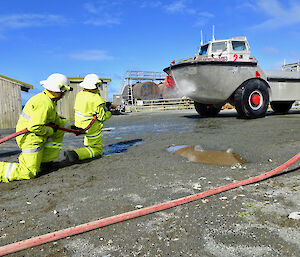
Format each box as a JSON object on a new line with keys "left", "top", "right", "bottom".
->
{"left": 270, "top": 101, "right": 294, "bottom": 114}
{"left": 194, "top": 102, "right": 221, "bottom": 117}
{"left": 234, "top": 79, "right": 269, "bottom": 119}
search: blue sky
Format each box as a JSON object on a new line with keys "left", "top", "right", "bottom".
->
{"left": 0, "top": 0, "right": 300, "bottom": 104}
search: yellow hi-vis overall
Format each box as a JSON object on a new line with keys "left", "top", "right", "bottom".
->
{"left": 0, "top": 91, "right": 66, "bottom": 183}
{"left": 73, "top": 90, "right": 111, "bottom": 160}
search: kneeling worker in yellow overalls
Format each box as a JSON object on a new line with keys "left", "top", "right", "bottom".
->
{"left": 0, "top": 73, "right": 72, "bottom": 183}
{"left": 64, "top": 74, "right": 112, "bottom": 162}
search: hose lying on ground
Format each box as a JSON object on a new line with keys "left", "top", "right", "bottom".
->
{"left": 0, "top": 152, "right": 299, "bottom": 256}
{"left": 0, "top": 115, "right": 97, "bottom": 145}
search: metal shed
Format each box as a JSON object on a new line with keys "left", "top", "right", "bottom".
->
{"left": 0, "top": 75, "right": 33, "bottom": 129}
{"left": 57, "top": 76, "right": 111, "bottom": 121}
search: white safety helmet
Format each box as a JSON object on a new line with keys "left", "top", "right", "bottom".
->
{"left": 80, "top": 74, "right": 102, "bottom": 89}
{"left": 40, "top": 73, "right": 71, "bottom": 92}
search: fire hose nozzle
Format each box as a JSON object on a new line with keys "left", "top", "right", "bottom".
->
{"left": 106, "top": 102, "right": 117, "bottom": 111}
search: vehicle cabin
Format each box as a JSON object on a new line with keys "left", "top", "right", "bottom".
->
{"left": 196, "top": 37, "right": 251, "bottom": 62}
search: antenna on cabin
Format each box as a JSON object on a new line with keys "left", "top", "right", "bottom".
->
{"left": 212, "top": 25, "right": 215, "bottom": 41}
{"left": 283, "top": 59, "right": 286, "bottom": 66}
{"left": 200, "top": 30, "right": 203, "bottom": 45}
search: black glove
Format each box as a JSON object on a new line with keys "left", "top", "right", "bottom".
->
{"left": 70, "top": 125, "right": 85, "bottom": 136}
{"left": 47, "top": 122, "right": 59, "bottom": 132}
{"left": 105, "top": 102, "right": 116, "bottom": 111}
{"left": 106, "top": 102, "right": 112, "bottom": 109}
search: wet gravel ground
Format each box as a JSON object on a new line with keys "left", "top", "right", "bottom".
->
{"left": 0, "top": 108, "right": 300, "bottom": 257}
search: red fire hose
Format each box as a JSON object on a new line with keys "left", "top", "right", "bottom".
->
{"left": 0, "top": 152, "right": 299, "bottom": 256}
{"left": 0, "top": 115, "right": 97, "bottom": 145}
{"left": 0, "top": 129, "right": 29, "bottom": 145}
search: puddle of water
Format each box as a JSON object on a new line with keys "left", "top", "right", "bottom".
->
{"left": 103, "top": 139, "right": 143, "bottom": 157}
{"left": 167, "top": 145, "right": 247, "bottom": 166}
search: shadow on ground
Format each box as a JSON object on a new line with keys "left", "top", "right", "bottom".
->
{"left": 37, "top": 139, "right": 143, "bottom": 177}
{"left": 183, "top": 109, "right": 300, "bottom": 120}
{"left": 0, "top": 150, "right": 21, "bottom": 157}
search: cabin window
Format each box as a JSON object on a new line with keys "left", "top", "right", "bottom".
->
{"left": 212, "top": 42, "right": 227, "bottom": 52}
{"left": 199, "top": 44, "right": 208, "bottom": 55}
{"left": 232, "top": 41, "right": 246, "bottom": 51}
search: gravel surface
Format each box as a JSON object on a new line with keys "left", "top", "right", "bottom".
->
{"left": 0, "top": 108, "right": 300, "bottom": 257}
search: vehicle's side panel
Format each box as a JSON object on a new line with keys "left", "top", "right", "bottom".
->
{"left": 264, "top": 70, "right": 300, "bottom": 101}
{"left": 269, "top": 82, "right": 300, "bottom": 101}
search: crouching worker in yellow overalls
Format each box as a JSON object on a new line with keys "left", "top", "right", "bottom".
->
{"left": 64, "top": 74, "right": 112, "bottom": 163}
{"left": 0, "top": 73, "right": 72, "bottom": 183}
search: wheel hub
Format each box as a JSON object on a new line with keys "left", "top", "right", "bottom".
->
{"left": 251, "top": 94, "right": 260, "bottom": 105}
{"left": 248, "top": 90, "right": 263, "bottom": 110}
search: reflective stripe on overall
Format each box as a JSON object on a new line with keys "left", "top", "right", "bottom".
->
{"left": 75, "top": 110, "right": 94, "bottom": 118}
{"left": 74, "top": 129, "right": 103, "bottom": 160}
{"left": 1, "top": 116, "right": 64, "bottom": 182}
{"left": 0, "top": 145, "right": 44, "bottom": 182}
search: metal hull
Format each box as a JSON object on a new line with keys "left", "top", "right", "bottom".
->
{"left": 164, "top": 61, "right": 263, "bottom": 104}
{"left": 264, "top": 70, "right": 300, "bottom": 101}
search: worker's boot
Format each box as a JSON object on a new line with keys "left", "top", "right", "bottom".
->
{"left": 64, "top": 150, "right": 79, "bottom": 163}
{"left": 39, "top": 161, "right": 54, "bottom": 172}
